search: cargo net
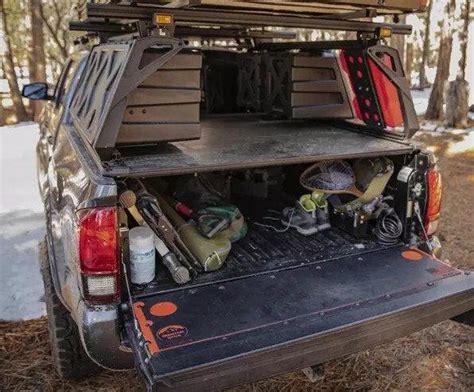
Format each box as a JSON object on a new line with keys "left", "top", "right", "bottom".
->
{"left": 300, "top": 160, "right": 354, "bottom": 192}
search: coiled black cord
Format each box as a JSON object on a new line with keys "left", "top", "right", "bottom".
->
{"left": 374, "top": 209, "right": 403, "bottom": 245}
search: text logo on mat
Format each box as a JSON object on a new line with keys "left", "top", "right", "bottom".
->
{"left": 157, "top": 325, "right": 188, "bottom": 341}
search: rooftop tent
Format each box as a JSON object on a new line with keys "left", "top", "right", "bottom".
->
{"left": 100, "top": 1, "right": 428, "bottom": 14}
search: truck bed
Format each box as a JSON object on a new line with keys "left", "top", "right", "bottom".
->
{"left": 103, "top": 116, "right": 413, "bottom": 177}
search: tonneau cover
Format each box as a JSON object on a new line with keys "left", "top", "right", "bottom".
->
{"left": 102, "top": 118, "right": 414, "bottom": 178}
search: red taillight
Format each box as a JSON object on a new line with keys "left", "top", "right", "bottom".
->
{"left": 424, "top": 168, "right": 442, "bottom": 236}
{"left": 79, "top": 207, "right": 120, "bottom": 303}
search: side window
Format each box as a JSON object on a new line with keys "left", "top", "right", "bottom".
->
{"left": 53, "top": 60, "right": 75, "bottom": 108}
{"left": 50, "top": 58, "right": 85, "bottom": 145}
{"left": 51, "top": 57, "right": 89, "bottom": 148}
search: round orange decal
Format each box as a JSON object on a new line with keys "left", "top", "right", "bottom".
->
{"left": 401, "top": 250, "right": 424, "bottom": 261}
{"left": 150, "top": 302, "right": 177, "bottom": 317}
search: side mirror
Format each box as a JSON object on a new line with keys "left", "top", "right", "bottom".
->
{"left": 22, "top": 82, "right": 53, "bottom": 101}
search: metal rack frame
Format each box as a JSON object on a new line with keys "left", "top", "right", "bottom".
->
{"left": 70, "top": 1, "right": 413, "bottom": 39}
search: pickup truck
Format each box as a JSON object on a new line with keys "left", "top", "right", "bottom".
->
{"left": 22, "top": 1, "right": 473, "bottom": 391}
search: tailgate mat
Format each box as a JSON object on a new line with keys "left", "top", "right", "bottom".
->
{"left": 130, "top": 247, "right": 466, "bottom": 378}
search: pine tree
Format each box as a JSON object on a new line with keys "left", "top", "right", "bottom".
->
{"left": 391, "top": 14, "right": 406, "bottom": 65}
{"left": 0, "top": 0, "right": 29, "bottom": 121}
{"left": 405, "top": 36, "right": 414, "bottom": 86}
{"left": 425, "top": 0, "right": 456, "bottom": 121}
{"left": 29, "top": 0, "right": 46, "bottom": 120}
{"left": 0, "top": 90, "right": 5, "bottom": 126}
{"left": 418, "top": 0, "right": 433, "bottom": 90}
{"left": 445, "top": 0, "right": 471, "bottom": 128}
{"left": 458, "top": 0, "right": 471, "bottom": 81}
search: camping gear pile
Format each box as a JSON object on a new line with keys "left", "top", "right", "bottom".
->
{"left": 118, "top": 157, "right": 403, "bottom": 287}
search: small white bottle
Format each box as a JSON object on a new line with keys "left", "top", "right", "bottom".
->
{"left": 129, "top": 226, "right": 156, "bottom": 285}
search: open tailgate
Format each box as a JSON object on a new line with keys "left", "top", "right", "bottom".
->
{"left": 125, "top": 246, "right": 473, "bottom": 391}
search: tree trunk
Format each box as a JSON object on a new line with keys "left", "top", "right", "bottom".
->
{"left": 391, "top": 15, "right": 406, "bottom": 65}
{"left": 458, "top": 0, "right": 471, "bottom": 80}
{"left": 425, "top": 0, "right": 456, "bottom": 121}
{"left": 0, "top": 0, "right": 29, "bottom": 122}
{"left": 418, "top": 0, "right": 433, "bottom": 90}
{"left": 405, "top": 40, "right": 413, "bottom": 87}
{"left": 445, "top": 0, "right": 471, "bottom": 128}
{"left": 445, "top": 78, "right": 469, "bottom": 128}
{"left": 0, "top": 95, "right": 5, "bottom": 126}
{"left": 29, "top": 0, "right": 47, "bottom": 121}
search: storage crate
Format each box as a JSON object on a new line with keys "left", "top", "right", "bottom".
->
{"left": 263, "top": 53, "right": 353, "bottom": 119}
{"left": 117, "top": 51, "right": 202, "bottom": 144}
{"left": 202, "top": 51, "right": 261, "bottom": 114}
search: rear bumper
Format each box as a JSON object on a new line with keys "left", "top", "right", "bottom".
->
{"left": 77, "top": 301, "right": 133, "bottom": 370}
{"left": 135, "top": 275, "right": 473, "bottom": 391}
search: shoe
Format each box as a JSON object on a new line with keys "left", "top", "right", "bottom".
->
{"left": 281, "top": 195, "right": 319, "bottom": 236}
{"left": 312, "top": 192, "right": 331, "bottom": 231}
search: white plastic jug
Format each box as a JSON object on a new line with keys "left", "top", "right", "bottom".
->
{"left": 129, "top": 226, "right": 156, "bottom": 284}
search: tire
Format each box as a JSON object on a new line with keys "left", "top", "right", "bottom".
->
{"left": 40, "top": 239, "right": 100, "bottom": 380}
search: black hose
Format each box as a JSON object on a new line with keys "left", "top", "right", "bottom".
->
{"left": 374, "top": 209, "right": 403, "bottom": 246}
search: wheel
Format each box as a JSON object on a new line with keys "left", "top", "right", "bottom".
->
{"left": 40, "top": 239, "right": 100, "bottom": 380}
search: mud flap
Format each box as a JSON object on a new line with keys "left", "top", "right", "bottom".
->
{"left": 125, "top": 246, "right": 473, "bottom": 391}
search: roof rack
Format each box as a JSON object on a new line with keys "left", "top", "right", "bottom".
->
{"left": 70, "top": 1, "right": 414, "bottom": 40}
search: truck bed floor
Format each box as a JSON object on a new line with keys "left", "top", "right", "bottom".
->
{"left": 134, "top": 216, "right": 384, "bottom": 297}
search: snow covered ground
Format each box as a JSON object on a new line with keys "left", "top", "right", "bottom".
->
{"left": 411, "top": 88, "right": 431, "bottom": 116}
{"left": 412, "top": 88, "right": 474, "bottom": 134}
{"left": 0, "top": 123, "right": 46, "bottom": 321}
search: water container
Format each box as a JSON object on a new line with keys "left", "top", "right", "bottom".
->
{"left": 129, "top": 226, "right": 156, "bottom": 284}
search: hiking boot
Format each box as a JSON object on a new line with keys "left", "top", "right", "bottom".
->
{"left": 281, "top": 195, "right": 319, "bottom": 236}
{"left": 315, "top": 206, "right": 331, "bottom": 231}
{"left": 312, "top": 192, "right": 331, "bottom": 231}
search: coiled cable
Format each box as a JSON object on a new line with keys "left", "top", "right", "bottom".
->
{"left": 374, "top": 209, "right": 403, "bottom": 245}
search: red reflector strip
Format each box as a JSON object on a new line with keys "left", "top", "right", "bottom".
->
{"left": 368, "top": 55, "right": 403, "bottom": 128}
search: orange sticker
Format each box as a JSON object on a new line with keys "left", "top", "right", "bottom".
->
{"left": 150, "top": 302, "right": 178, "bottom": 317}
{"left": 402, "top": 250, "right": 424, "bottom": 261}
